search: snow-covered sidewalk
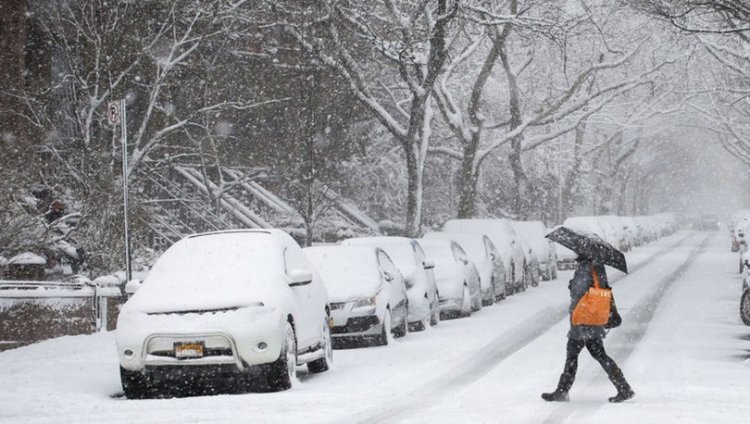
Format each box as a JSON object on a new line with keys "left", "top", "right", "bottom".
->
{"left": 1, "top": 232, "right": 748, "bottom": 423}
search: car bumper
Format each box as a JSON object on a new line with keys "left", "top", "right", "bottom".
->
{"left": 331, "top": 315, "right": 382, "bottom": 337}
{"left": 116, "top": 306, "right": 285, "bottom": 372}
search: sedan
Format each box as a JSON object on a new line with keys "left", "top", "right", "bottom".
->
{"left": 418, "top": 239, "right": 482, "bottom": 318}
{"left": 342, "top": 237, "right": 440, "bottom": 331}
{"left": 423, "top": 231, "right": 507, "bottom": 303}
{"left": 304, "top": 245, "right": 408, "bottom": 346}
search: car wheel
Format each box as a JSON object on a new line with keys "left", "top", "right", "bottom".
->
{"left": 266, "top": 322, "right": 296, "bottom": 391}
{"left": 741, "top": 290, "right": 750, "bottom": 326}
{"left": 460, "top": 285, "right": 472, "bottom": 317}
{"left": 374, "top": 309, "right": 393, "bottom": 346}
{"left": 307, "top": 320, "right": 333, "bottom": 373}
{"left": 529, "top": 267, "right": 539, "bottom": 288}
{"left": 430, "top": 295, "right": 440, "bottom": 327}
{"left": 482, "top": 282, "right": 495, "bottom": 307}
{"left": 393, "top": 310, "right": 408, "bottom": 338}
{"left": 120, "top": 367, "right": 149, "bottom": 399}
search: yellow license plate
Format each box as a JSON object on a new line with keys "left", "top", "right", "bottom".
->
{"left": 174, "top": 341, "right": 204, "bottom": 359}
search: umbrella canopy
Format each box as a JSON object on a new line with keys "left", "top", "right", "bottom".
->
{"left": 546, "top": 226, "right": 628, "bottom": 273}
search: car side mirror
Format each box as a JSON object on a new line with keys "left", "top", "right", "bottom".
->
{"left": 288, "top": 269, "right": 313, "bottom": 287}
{"left": 124, "top": 279, "right": 142, "bottom": 295}
{"left": 423, "top": 260, "right": 435, "bottom": 270}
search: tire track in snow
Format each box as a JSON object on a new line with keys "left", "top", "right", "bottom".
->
{"left": 352, "top": 233, "right": 700, "bottom": 424}
{"left": 540, "top": 233, "right": 712, "bottom": 424}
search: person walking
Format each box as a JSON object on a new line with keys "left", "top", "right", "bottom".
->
{"left": 541, "top": 254, "right": 634, "bottom": 403}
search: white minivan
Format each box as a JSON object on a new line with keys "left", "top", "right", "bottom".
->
{"left": 116, "top": 229, "right": 333, "bottom": 397}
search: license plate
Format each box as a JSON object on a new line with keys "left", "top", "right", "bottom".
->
{"left": 174, "top": 341, "right": 204, "bottom": 359}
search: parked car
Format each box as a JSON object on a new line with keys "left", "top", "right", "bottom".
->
{"left": 423, "top": 231, "right": 507, "bottom": 303}
{"left": 304, "top": 245, "right": 408, "bottom": 346}
{"left": 740, "top": 252, "right": 750, "bottom": 326}
{"left": 418, "top": 239, "right": 482, "bottom": 318}
{"left": 443, "top": 219, "right": 528, "bottom": 293}
{"left": 342, "top": 237, "right": 439, "bottom": 330}
{"left": 511, "top": 221, "right": 558, "bottom": 281}
{"left": 116, "top": 229, "right": 333, "bottom": 397}
{"left": 556, "top": 219, "right": 601, "bottom": 270}
{"left": 564, "top": 216, "right": 620, "bottom": 251}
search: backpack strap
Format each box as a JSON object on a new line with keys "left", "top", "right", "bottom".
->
{"left": 590, "top": 265, "right": 601, "bottom": 289}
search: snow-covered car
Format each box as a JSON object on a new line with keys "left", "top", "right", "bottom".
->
{"left": 341, "top": 237, "right": 439, "bottom": 330}
{"left": 116, "top": 229, "right": 333, "bottom": 397}
{"left": 565, "top": 216, "right": 620, "bottom": 251}
{"left": 304, "top": 245, "right": 408, "bottom": 346}
{"left": 418, "top": 239, "right": 482, "bottom": 318}
{"left": 598, "top": 216, "right": 631, "bottom": 252}
{"left": 423, "top": 231, "right": 507, "bottom": 303}
{"left": 740, "top": 252, "right": 750, "bottom": 326}
{"left": 443, "top": 219, "right": 528, "bottom": 294}
{"left": 510, "top": 221, "right": 557, "bottom": 281}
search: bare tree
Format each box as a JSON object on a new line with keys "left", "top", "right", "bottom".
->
{"left": 431, "top": 1, "right": 676, "bottom": 218}
{"left": 256, "top": 0, "right": 460, "bottom": 236}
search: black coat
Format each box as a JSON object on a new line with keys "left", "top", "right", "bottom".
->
{"left": 567, "top": 258, "right": 610, "bottom": 340}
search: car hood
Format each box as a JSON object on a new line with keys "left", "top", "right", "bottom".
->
{"left": 326, "top": 277, "right": 382, "bottom": 303}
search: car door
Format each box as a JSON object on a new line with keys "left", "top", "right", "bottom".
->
{"left": 283, "top": 243, "right": 321, "bottom": 349}
{"left": 412, "top": 241, "right": 437, "bottom": 303}
{"left": 377, "top": 250, "right": 407, "bottom": 323}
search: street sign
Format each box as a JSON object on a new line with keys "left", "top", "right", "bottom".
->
{"left": 107, "top": 101, "right": 121, "bottom": 125}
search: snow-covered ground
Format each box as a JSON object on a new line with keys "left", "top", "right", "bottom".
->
{"left": 2, "top": 231, "right": 749, "bottom": 423}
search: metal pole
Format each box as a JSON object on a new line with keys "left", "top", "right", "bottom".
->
{"left": 121, "top": 98, "right": 132, "bottom": 283}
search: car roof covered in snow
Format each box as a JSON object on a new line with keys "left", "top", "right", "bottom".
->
{"left": 125, "top": 230, "right": 296, "bottom": 313}
{"left": 304, "top": 245, "right": 383, "bottom": 302}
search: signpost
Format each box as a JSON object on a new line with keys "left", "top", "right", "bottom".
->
{"left": 108, "top": 100, "right": 132, "bottom": 283}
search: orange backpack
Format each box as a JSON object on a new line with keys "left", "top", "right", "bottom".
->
{"left": 571, "top": 266, "right": 612, "bottom": 326}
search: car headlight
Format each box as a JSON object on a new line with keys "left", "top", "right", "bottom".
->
{"left": 353, "top": 296, "right": 377, "bottom": 309}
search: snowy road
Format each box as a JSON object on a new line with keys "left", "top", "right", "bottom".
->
{"left": 2, "top": 231, "right": 750, "bottom": 423}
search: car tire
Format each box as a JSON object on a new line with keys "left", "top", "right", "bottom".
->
{"left": 393, "top": 311, "right": 408, "bottom": 338}
{"left": 266, "top": 322, "right": 297, "bottom": 391}
{"left": 374, "top": 309, "right": 393, "bottom": 346}
{"left": 120, "top": 366, "right": 149, "bottom": 399}
{"left": 482, "top": 283, "right": 495, "bottom": 307}
{"left": 307, "top": 320, "right": 333, "bottom": 374}
{"left": 460, "top": 285, "right": 472, "bottom": 317}
{"left": 741, "top": 289, "right": 750, "bottom": 326}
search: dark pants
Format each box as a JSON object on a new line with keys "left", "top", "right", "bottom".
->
{"left": 556, "top": 338, "right": 630, "bottom": 392}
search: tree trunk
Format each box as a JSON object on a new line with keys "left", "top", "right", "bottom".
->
{"left": 508, "top": 136, "right": 529, "bottom": 217}
{"left": 457, "top": 146, "right": 479, "bottom": 218}
{"left": 561, "top": 124, "right": 586, "bottom": 218}
{"left": 404, "top": 145, "right": 423, "bottom": 237}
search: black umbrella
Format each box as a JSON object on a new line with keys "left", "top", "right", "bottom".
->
{"left": 546, "top": 226, "right": 628, "bottom": 273}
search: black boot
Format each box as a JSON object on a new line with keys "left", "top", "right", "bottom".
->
{"left": 608, "top": 387, "right": 635, "bottom": 403}
{"left": 541, "top": 389, "right": 569, "bottom": 402}
{"left": 608, "top": 370, "right": 634, "bottom": 403}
